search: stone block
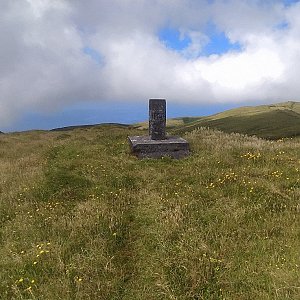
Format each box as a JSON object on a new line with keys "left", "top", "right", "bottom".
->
{"left": 128, "top": 135, "right": 190, "bottom": 159}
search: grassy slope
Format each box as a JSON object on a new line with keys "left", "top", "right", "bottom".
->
{"left": 51, "top": 123, "right": 131, "bottom": 132}
{"left": 174, "top": 109, "right": 300, "bottom": 139}
{"left": 203, "top": 101, "right": 300, "bottom": 120}
{"left": 0, "top": 125, "right": 300, "bottom": 299}
{"left": 171, "top": 101, "right": 300, "bottom": 139}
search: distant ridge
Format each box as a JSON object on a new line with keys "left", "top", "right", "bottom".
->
{"left": 172, "top": 101, "right": 300, "bottom": 139}
{"left": 51, "top": 123, "right": 131, "bottom": 132}
{"left": 202, "top": 100, "right": 300, "bottom": 120}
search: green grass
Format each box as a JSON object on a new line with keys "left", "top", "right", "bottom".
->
{"left": 174, "top": 109, "right": 300, "bottom": 139}
{"left": 172, "top": 101, "right": 300, "bottom": 139}
{"left": 202, "top": 100, "right": 300, "bottom": 120}
{"left": 0, "top": 125, "right": 300, "bottom": 299}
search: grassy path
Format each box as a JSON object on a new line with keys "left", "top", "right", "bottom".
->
{"left": 0, "top": 126, "right": 299, "bottom": 299}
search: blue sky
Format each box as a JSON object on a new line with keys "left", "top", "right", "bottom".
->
{"left": 1, "top": 0, "right": 300, "bottom": 132}
{"left": 284, "top": 0, "right": 300, "bottom": 6}
{"left": 159, "top": 23, "right": 242, "bottom": 57}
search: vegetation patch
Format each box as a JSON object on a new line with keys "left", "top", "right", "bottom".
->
{"left": 0, "top": 125, "right": 299, "bottom": 299}
{"left": 173, "top": 101, "right": 300, "bottom": 139}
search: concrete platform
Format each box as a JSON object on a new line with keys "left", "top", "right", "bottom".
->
{"left": 128, "top": 135, "right": 190, "bottom": 159}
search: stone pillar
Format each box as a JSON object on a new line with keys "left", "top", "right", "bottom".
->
{"left": 149, "top": 99, "right": 166, "bottom": 140}
{"left": 128, "top": 98, "right": 190, "bottom": 158}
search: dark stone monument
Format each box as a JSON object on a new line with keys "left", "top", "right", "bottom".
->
{"left": 128, "top": 99, "right": 190, "bottom": 159}
{"left": 149, "top": 99, "right": 166, "bottom": 140}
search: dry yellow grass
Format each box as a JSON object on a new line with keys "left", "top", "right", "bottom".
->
{"left": 134, "top": 119, "right": 185, "bottom": 130}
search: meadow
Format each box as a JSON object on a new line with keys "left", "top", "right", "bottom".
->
{"left": 0, "top": 125, "right": 299, "bottom": 299}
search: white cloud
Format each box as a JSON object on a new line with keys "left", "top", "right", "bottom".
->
{"left": 198, "top": 40, "right": 285, "bottom": 97}
{"left": 1, "top": 0, "right": 300, "bottom": 126}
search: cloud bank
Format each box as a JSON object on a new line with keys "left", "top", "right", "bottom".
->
{"left": 1, "top": 0, "right": 300, "bottom": 126}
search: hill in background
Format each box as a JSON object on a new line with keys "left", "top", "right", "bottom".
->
{"left": 50, "top": 123, "right": 131, "bottom": 132}
{"left": 136, "top": 101, "right": 300, "bottom": 139}
{"left": 170, "top": 101, "right": 300, "bottom": 139}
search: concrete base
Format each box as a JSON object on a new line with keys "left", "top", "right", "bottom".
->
{"left": 128, "top": 135, "right": 190, "bottom": 159}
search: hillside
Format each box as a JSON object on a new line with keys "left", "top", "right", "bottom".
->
{"left": 0, "top": 125, "right": 299, "bottom": 299}
{"left": 203, "top": 100, "right": 300, "bottom": 120}
{"left": 172, "top": 101, "right": 300, "bottom": 139}
{"left": 51, "top": 123, "right": 131, "bottom": 132}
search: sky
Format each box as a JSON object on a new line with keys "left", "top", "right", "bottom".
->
{"left": 1, "top": 0, "right": 300, "bottom": 132}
